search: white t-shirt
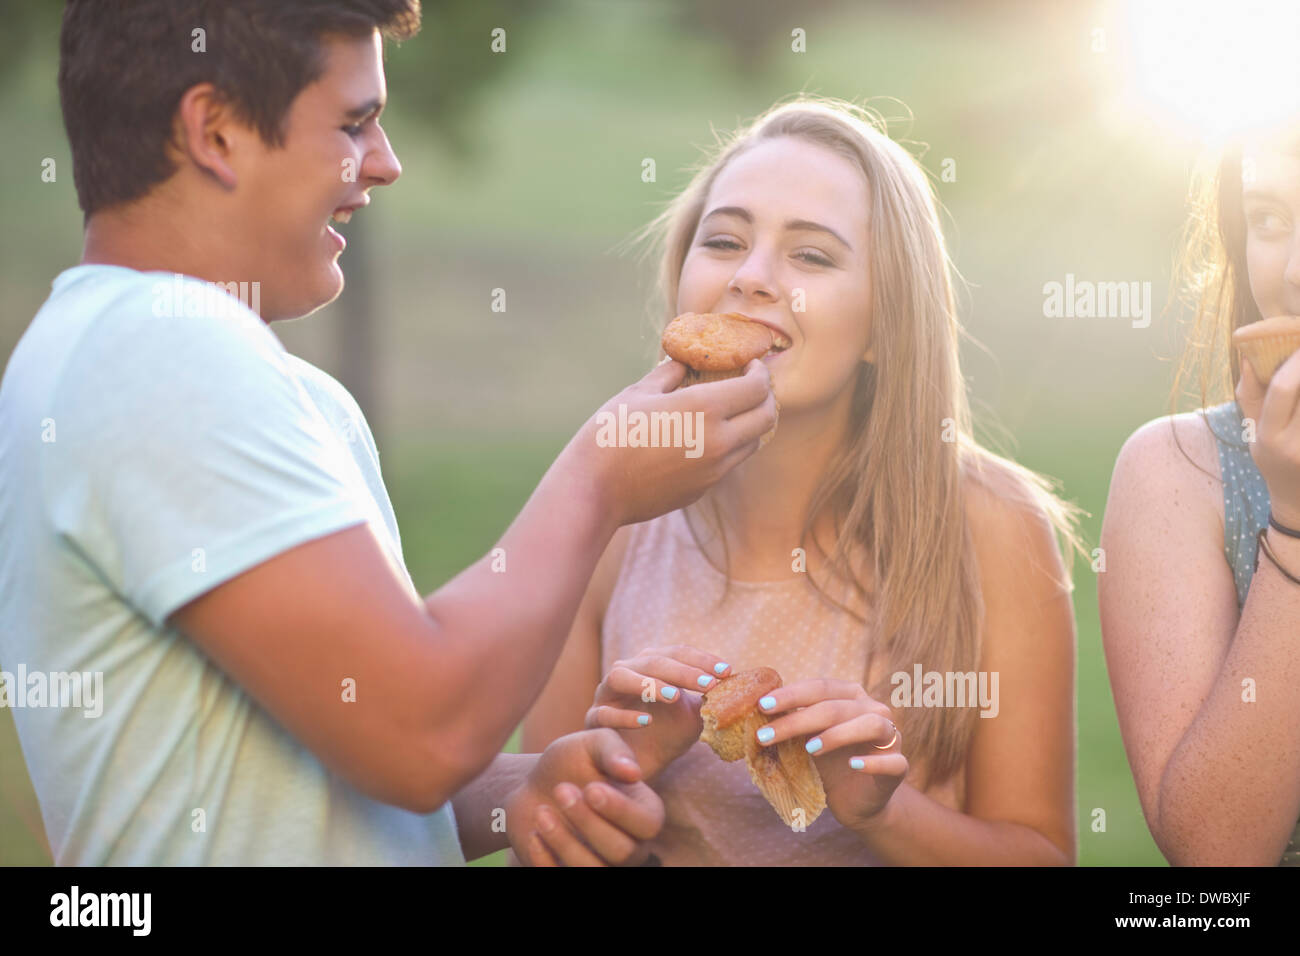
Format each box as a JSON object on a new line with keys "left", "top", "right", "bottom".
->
{"left": 0, "top": 264, "right": 464, "bottom": 865}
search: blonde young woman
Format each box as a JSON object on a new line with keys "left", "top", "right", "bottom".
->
{"left": 522, "top": 98, "right": 1083, "bottom": 866}
{"left": 1100, "top": 120, "right": 1300, "bottom": 866}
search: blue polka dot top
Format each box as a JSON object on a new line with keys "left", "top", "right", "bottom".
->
{"left": 1203, "top": 401, "right": 1271, "bottom": 608}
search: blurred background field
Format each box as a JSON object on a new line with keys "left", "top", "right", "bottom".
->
{"left": 1, "top": 0, "right": 1232, "bottom": 867}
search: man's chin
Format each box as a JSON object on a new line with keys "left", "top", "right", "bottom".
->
{"left": 266, "top": 266, "right": 345, "bottom": 322}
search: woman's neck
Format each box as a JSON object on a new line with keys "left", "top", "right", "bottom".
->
{"left": 688, "top": 395, "right": 855, "bottom": 580}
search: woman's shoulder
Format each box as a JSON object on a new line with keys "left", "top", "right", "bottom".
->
{"left": 958, "top": 450, "right": 1075, "bottom": 596}
{"left": 1103, "top": 410, "right": 1227, "bottom": 551}
{"left": 1115, "top": 408, "right": 1227, "bottom": 483}
{"left": 959, "top": 449, "right": 1076, "bottom": 546}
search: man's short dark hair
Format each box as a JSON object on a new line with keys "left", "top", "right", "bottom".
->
{"left": 58, "top": 0, "right": 421, "bottom": 219}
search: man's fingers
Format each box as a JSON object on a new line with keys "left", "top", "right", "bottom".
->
{"left": 718, "top": 387, "right": 779, "bottom": 450}
{"left": 550, "top": 783, "right": 643, "bottom": 865}
{"left": 640, "top": 356, "right": 688, "bottom": 393}
{"left": 583, "top": 780, "right": 665, "bottom": 843}
{"left": 526, "top": 830, "right": 561, "bottom": 867}
{"left": 685, "top": 358, "right": 773, "bottom": 419}
{"left": 584, "top": 727, "right": 645, "bottom": 783}
{"left": 534, "top": 803, "right": 605, "bottom": 867}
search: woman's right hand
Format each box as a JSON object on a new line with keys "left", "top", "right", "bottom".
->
{"left": 584, "top": 645, "right": 732, "bottom": 780}
{"left": 1236, "top": 350, "right": 1300, "bottom": 528}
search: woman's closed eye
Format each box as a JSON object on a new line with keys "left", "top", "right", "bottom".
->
{"left": 1246, "top": 209, "right": 1292, "bottom": 238}
{"left": 700, "top": 237, "right": 835, "bottom": 267}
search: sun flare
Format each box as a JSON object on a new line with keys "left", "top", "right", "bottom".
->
{"left": 1122, "top": 0, "right": 1300, "bottom": 142}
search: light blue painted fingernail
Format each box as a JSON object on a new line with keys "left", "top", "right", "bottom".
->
{"left": 850, "top": 757, "right": 865, "bottom": 770}
{"left": 759, "top": 695, "right": 776, "bottom": 711}
{"left": 637, "top": 714, "right": 650, "bottom": 726}
{"left": 756, "top": 726, "right": 775, "bottom": 744}
{"left": 714, "top": 662, "right": 729, "bottom": 674}
{"left": 697, "top": 675, "right": 714, "bottom": 688}
{"left": 661, "top": 685, "right": 678, "bottom": 701}
{"left": 805, "top": 737, "right": 823, "bottom": 755}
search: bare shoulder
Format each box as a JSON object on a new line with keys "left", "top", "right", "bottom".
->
{"left": 960, "top": 453, "right": 1071, "bottom": 599}
{"left": 1105, "top": 411, "right": 1225, "bottom": 541}
{"left": 1114, "top": 411, "right": 1223, "bottom": 500}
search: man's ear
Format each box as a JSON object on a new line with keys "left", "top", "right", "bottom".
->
{"left": 172, "top": 83, "right": 241, "bottom": 190}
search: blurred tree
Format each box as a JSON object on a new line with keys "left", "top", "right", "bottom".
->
{"left": 341, "top": 0, "right": 549, "bottom": 449}
{"left": 665, "top": 0, "right": 842, "bottom": 78}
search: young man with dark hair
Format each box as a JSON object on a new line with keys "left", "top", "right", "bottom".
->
{"left": 0, "top": 0, "right": 776, "bottom": 864}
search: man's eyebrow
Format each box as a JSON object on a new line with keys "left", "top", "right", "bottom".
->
{"left": 344, "top": 98, "right": 385, "bottom": 120}
{"left": 700, "top": 205, "right": 854, "bottom": 251}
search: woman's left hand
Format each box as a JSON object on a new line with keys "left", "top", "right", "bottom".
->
{"left": 754, "top": 679, "right": 907, "bottom": 832}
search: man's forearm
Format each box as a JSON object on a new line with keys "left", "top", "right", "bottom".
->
{"left": 452, "top": 753, "right": 537, "bottom": 862}
{"left": 420, "top": 440, "right": 617, "bottom": 783}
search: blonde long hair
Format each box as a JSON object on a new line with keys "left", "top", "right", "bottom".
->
{"left": 634, "top": 96, "right": 1086, "bottom": 788}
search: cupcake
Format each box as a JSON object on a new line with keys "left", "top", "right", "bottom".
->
{"left": 661, "top": 312, "right": 789, "bottom": 384}
{"left": 1232, "top": 315, "right": 1300, "bottom": 385}
{"left": 661, "top": 312, "right": 788, "bottom": 445}
{"left": 700, "top": 667, "right": 827, "bottom": 827}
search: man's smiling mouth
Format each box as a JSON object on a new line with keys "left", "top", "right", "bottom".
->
{"left": 329, "top": 197, "right": 369, "bottom": 228}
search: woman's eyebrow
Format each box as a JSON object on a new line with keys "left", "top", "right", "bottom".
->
{"left": 785, "top": 218, "right": 854, "bottom": 250}
{"left": 701, "top": 206, "right": 854, "bottom": 251}
{"left": 1242, "top": 188, "right": 1291, "bottom": 203}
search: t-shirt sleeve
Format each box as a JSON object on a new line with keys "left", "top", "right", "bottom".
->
{"left": 42, "top": 295, "right": 371, "bottom": 629}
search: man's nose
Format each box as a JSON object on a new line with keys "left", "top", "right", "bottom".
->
{"left": 364, "top": 124, "right": 402, "bottom": 186}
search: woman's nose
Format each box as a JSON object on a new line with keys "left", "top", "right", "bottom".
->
{"left": 1286, "top": 231, "right": 1300, "bottom": 293}
{"left": 728, "top": 249, "right": 778, "bottom": 302}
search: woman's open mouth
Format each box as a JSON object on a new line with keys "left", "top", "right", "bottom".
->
{"left": 764, "top": 331, "right": 793, "bottom": 358}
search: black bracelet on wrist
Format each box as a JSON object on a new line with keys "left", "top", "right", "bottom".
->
{"left": 1268, "top": 513, "right": 1300, "bottom": 539}
{"left": 1257, "top": 527, "right": 1300, "bottom": 587}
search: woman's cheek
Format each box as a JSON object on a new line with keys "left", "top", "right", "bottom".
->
{"left": 1246, "top": 241, "right": 1283, "bottom": 316}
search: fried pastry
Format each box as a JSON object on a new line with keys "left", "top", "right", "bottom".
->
{"left": 699, "top": 667, "right": 827, "bottom": 827}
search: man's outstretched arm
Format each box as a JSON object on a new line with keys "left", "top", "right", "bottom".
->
{"left": 169, "top": 360, "right": 776, "bottom": 815}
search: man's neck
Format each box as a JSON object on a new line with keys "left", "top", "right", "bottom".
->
{"left": 81, "top": 191, "right": 236, "bottom": 285}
